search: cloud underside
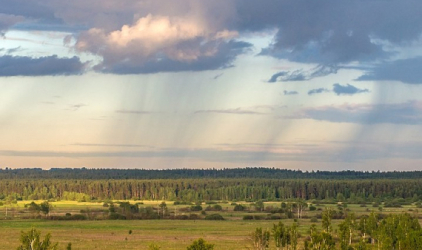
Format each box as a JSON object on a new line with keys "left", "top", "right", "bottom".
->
{"left": 287, "top": 101, "right": 422, "bottom": 124}
{"left": 306, "top": 83, "right": 368, "bottom": 96}
{"left": 356, "top": 57, "right": 422, "bottom": 84}
{"left": 245, "top": 1, "right": 422, "bottom": 64}
{"left": 0, "top": 55, "right": 84, "bottom": 76}
{"left": 332, "top": 83, "right": 368, "bottom": 95}
{"left": 96, "top": 41, "right": 252, "bottom": 74}
{"left": 308, "top": 88, "right": 330, "bottom": 95}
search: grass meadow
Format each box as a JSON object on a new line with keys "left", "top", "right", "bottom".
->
{"left": 0, "top": 200, "right": 420, "bottom": 249}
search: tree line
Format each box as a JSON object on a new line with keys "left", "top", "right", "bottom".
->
{"left": 1, "top": 168, "right": 422, "bottom": 180}
{"left": 1, "top": 178, "right": 421, "bottom": 202}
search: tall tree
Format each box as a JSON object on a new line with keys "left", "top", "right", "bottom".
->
{"left": 16, "top": 228, "right": 58, "bottom": 250}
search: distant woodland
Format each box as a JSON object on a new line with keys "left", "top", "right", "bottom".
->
{"left": 2, "top": 167, "right": 422, "bottom": 180}
{"left": 0, "top": 168, "right": 421, "bottom": 202}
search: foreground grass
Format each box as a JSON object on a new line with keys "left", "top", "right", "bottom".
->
{"left": 0, "top": 219, "right": 284, "bottom": 250}
{"left": 1, "top": 200, "right": 420, "bottom": 249}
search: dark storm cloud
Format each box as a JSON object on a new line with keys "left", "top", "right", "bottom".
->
{"left": 0, "top": 0, "right": 61, "bottom": 32}
{"left": 0, "top": 0, "right": 56, "bottom": 20}
{"left": 356, "top": 57, "right": 422, "bottom": 84}
{"left": 237, "top": 0, "right": 422, "bottom": 64}
{"left": 0, "top": 13, "right": 24, "bottom": 32}
{"left": 286, "top": 101, "right": 422, "bottom": 125}
{"left": 332, "top": 83, "right": 369, "bottom": 95}
{"left": 0, "top": 55, "right": 85, "bottom": 76}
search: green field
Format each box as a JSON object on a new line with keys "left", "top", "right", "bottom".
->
{"left": 1, "top": 200, "right": 421, "bottom": 249}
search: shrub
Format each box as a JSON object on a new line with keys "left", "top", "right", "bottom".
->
{"left": 212, "top": 204, "right": 222, "bottom": 211}
{"left": 269, "top": 215, "right": 281, "bottom": 220}
{"left": 148, "top": 243, "right": 161, "bottom": 250}
{"left": 243, "top": 215, "right": 254, "bottom": 220}
{"left": 174, "top": 201, "right": 192, "bottom": 205}
{"left": 190, "top": 205, "right": 203, "bottom": 211}
{"left": 205, "top": 214, "right": 224, "bottom": 220}
{"left": 189, "top": 214, "right": 200, "bottom": 220}
{"left": 109, "top": 213, "right": 126, "bottom": 220}
{"left": 234, "top": 204, "right": 246, "bottom": 211}
{"left": 187, "top": 238, "right": 214, "bottom": 250}
{"left": 205, "top": 205, "right": 222, "bottom": 211}
{"left": 175, "top": 215, "right": 189, "bottom": 220}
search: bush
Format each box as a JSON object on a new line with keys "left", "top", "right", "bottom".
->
{"left": 212, "top": 204, "right": 222, "bottom": 211}
{"left": 309, "top": 205, "right": 316, "bottom": 211}
{"left": 234, "top": 204, "right": 246, "bottom": 211}
{"left": 189, "top": 214, "right": 200, "bottom": 220}
{"left": 269, "top": 215, "right": 281, "bottom": 220}
{"left": 243, "top": 215, "right": 254, "bottom": 220}
{"left": 384, "top": 201, "right": 402, "bottom": 208}
{"left": 190, "top": 205, "right": 203, "bottom": 211}
{"left": 187, "top": 238, "right": 214, "bottom": 250}
{"left": 175, "top": 215, "right": 189, "bottom": 220}
{"left": 205, "top": 205, "right": 222, "bottom": 211}
{"left": 310, "top": 217, "right": 318, "bottom": 223}
{"left": 205, "top": 214, "right": 224, "bottom": 220}
{"left": 109, "top": 213, "right": 126, "bottom": 220}
{"left": 48, "top": 214, "right": 87, "bottom": 220}
{"left": 174, "top": 201, "right": 192, "bottom": 205}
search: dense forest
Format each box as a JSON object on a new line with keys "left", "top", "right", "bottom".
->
{"left": 1, "top": 178, "right": 421, "bottom": 202}
{"left": 1, "top": 168, "right": 422, "bottom": 180}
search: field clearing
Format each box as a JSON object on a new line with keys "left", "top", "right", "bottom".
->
{"left": 0, "top": 219, "right": 291, "bottom": 250}
{"left": 0, "top": 200, "right": 421, "bottom": 249}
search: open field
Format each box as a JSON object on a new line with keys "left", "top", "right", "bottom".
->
{"left": 1, "top": 200, "right": 421, "bottom": 249}
{"left": 0, "top": 219, "right": 284, "bottom": 250}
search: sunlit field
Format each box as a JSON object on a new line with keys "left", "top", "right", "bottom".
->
{"left": 1, "top": 200, "right": 421, "bottom": 249}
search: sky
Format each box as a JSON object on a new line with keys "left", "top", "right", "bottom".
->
{"left": 1, "top": 0, "right": 422, "bottom": 171}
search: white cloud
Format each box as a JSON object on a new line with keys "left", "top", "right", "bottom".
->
{"left": 75, "top": 14, "right": 239, "bottom": 71}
